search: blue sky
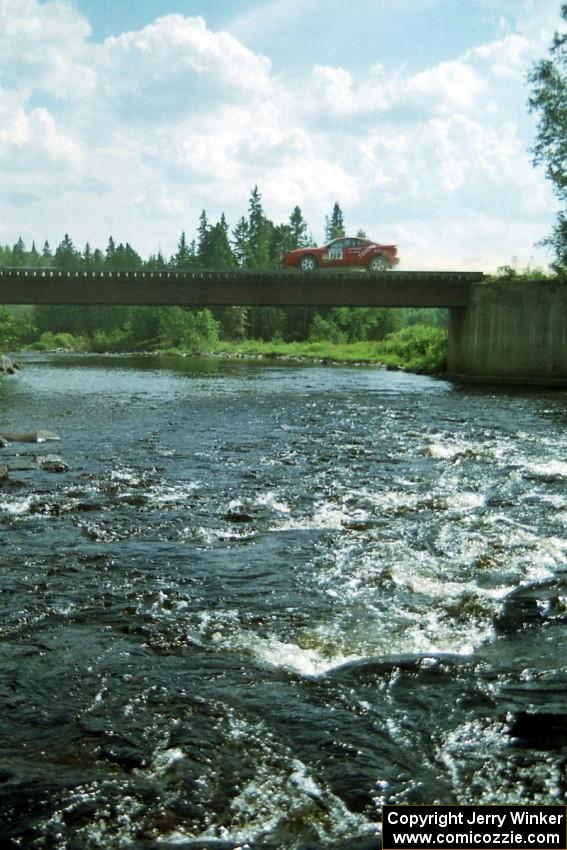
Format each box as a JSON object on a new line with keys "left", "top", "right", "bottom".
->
{"left": 75, "top": 0, "right": 501, "bottom": 73}
{"left": 0, "top": 0, "right": 563, "bottom": 269}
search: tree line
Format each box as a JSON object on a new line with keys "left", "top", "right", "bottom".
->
{"left": 0, "top": 188, "right": 443, "bottom": 353}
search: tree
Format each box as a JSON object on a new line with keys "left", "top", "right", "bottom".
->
{"left": 247, "top": 185, "right": 272, "bottom": 268}
{"left": 29, "top": 241, "right": 40, "bottom": 266}
{"left": 105, "top": 236, "right": 116, "bottom": 266}
{"left": 83, "top": 242, "right": 93, "bottom": 268}
{"left": 42, "top": 241, "right": 53, "bottom": 262}
{"left": 174, "top": 231, "right": 195, "bottom": 269}
{"left": 528, "top": 4, "right": 567, "bottom": 272}
{"left": 113, "top": 242, "right": 143, "bottom": 271}
{"left": 0, "top": 306, "right": 35, "bottom": 350}
{"left": 270, "top": 223, "right": 295, "bottom": 261}
{"left": 54, "top": 234, "right": 80, "bottom": 271}
{"left": 232, "top": 216, "right": 250, "bottom": 267}
{"left": 289, "top": 206, "right": 310, "bottom": 248}
{"left": 325, "top": 202, "right": 345, "bottom": 241}
{"left": 12, "top": 237, "right": 25, "bottom": 266}
{"left": 199, "top": 221, "right": 236, "bottom": 269}
{"left": 146, "top": 250, "right": 167, "bottom": 270}
{"left": 197, "top": 210, "right": 210, "bottom": 260}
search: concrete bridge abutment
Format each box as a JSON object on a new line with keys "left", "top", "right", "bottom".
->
{"left": 448, "top": 279, "right": 567, "bottom": 386}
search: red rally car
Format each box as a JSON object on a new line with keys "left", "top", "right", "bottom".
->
{"left": 281, "top": 237, "right": 399, "bottom": 272}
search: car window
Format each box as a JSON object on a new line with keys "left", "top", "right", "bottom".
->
{"left": 329, "top": 239, "right": 346, "bottom": 249}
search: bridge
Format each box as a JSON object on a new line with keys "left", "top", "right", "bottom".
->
{"left": 0, "top": 267, "right": 480, "bottom": 307}
{"left": 0, "top": 267, "right": 566, "bottom": 386}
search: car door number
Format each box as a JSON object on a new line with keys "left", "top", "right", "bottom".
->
{"left": 326, "top": 248, "right": 343, "bottom": 261}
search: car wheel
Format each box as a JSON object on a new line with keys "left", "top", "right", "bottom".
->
{"left": 367, "top": 255, "right": 390, "bottom": 272}
{"left": 298, "top": 255, "right": 318, "bottom": 272}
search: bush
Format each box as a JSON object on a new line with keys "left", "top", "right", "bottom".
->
{"left": 0, "top": 306, "right": 35, "bottom": 351}
{"left": 32, "top": 331, "right": 89, "bottom": 351}
{"left": 381, "top": 325, "right": 447, "bottom": 372}
{"left": 309, "top": 313, "right": 347, "bottom": 343}
{"left": 157, "top": 308, "right": 220, "bottom": 351}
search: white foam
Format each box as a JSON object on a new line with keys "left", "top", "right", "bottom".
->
{"left": 255, "top": 491, "right": 290, "bottom": 514}
{"left": 0, "top": 495, "right": 34, "bottom": 515}
{"left": 234, "top": 631, "right": 359, "bottom": 677}
{"left": 523, "top": 459, "right": 567, "bottom": 478}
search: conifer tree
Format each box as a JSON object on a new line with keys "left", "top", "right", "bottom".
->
{"left": 83, "top": 242, "right": 93, "bottom": 267}
{"left": 325, "top": 202, "right": 346, "bottom": 241}
{"left": 146, "top": 250, "right": 167, "bottom": 270}
{"left": 289, "top": 206, "right": 310, "bottom": 248}
{"left": 12, "top": 237, "right": 25, "bottom": 266}
{"left": 199, "top": 221, "right": 236, "bottom": 269}
{"left": 105, "top": 236, "right": 116, "bottom": 267}
{"left": 174, "top": 231, "right": 194, "bottom": 269}
{"left": 247, "top": 185, "right": 272, "bottom": 269}
{"left": 29, "top": 241, "right": 40, "bottom": 265}
{"left": 92, "top": 249, "right": 105, "bottom": 270}
{"left": 54, "top": 234, "right": 80, "bottom": 271}
{"left": 231, "top": 217, "right": 250, "bottom": 267}
{"left": 197, "top": 210, "right": 210, "bottom": 260}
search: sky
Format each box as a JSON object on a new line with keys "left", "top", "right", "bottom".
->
{"left": 0, "top": 0, "right": 563, "bottom": 270}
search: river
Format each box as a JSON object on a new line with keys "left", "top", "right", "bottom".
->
{"left": 1, "top": 354, "right": 566, "bottom": 849}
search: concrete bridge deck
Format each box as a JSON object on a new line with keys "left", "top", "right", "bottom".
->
{"left": 0, "top": 267, "right": 483, "bottom": 307}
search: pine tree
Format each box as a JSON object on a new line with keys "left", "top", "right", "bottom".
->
{"left": 12, "top": 237, "right": 25, "bottom": 266}
{"left": 247, "top": 185, "right": 272, "bottom": 269}
{"left": 270, "top": 223, "right": 295, "bottom": 260}
{"left": 289, "top": 206, "right": 310, "bottom": 248}
{"left": 325, "top": 202, "right": 346, "bottom": 241}
{"left": 92, "top": 249, "right": 105, "bottom": 270}
{"left": 54, "top": 234, "right": 80, "bottom": 271}
{"left": 174, "top": 231, "right": 193, "bottom": 269}
{"left": 231, "top": 217, "right": 250, "bottom": 267}
{"left": 197, "top": 210, "right": 210, "bottom": 261}
{"left": 124, "top": 243, "right": 143, "bottom": 270}
{"left": 42, "top": 241, "right": 53, "bottom": 262}
{"left": 29, "top": 241, "right": 40, "bottom": 267}
{"left": 146, "top": 250, "right": 167, "bottom": 270}
{"left": 200, "top": 221, "right": 236, "bottom": 269}
{"left": 83, "top": 242, "right": 93, "bottom": 268}
{"left": 105, "top": 236, "right": 116, "bottom": 267}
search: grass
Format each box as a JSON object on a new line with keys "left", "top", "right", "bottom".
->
{"left": 26, "top": 325, "right": 448, "bottom": 374}
{"left": 209, "top": 325, "right": 448, "bottom": 373}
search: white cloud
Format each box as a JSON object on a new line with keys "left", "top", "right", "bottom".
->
{"left": 0, "top": 0, "right": 560, "bottom": 269}
{"left": 0, "top": 87, "right": 81, "bottom": 174}
{"left": 407, "top": 60, "right": 486, "bottom": 113}
{"left": 0, "top": 0, "right": 95, "bottom": 98}
{"left": 97, "top": 15, "right": 273, "bottom": 107}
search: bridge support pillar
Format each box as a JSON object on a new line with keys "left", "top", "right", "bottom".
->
{"left": 448, "top": 279, "right": 567, "bottom": 386}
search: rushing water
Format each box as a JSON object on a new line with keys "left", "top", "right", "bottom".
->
{"left": 0, "top": 353, "right": 566, "bottom": 849}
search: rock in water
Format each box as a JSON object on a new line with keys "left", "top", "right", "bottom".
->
{"left": 0, "top": 431, "right": 61, "bottom": 443}
{"left": 37, "top": 455, "right": 69, "bottom": 473}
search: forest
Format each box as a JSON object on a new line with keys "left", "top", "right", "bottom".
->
{"left": 0, "top": 189, "right": 471, "bottom": 372}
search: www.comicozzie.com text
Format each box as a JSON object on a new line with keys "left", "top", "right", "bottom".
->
{"left": 383, "top": 807, "right": 566, "bottom": 848}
